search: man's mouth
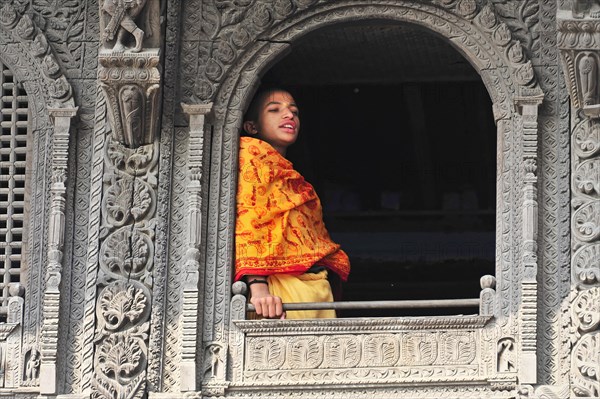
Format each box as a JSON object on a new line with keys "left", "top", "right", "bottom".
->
{"left": 280, "top": 123, "right": 295, "bottom": 130}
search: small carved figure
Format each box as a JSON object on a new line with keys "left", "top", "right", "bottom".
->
{"left": 573, "top": 0, "right": 600, "bottom": 19}
{"left": 102, "top": 0, "right": 147, "bottom": 52}
{"left": 25, "top": 350, "right": 40, "bottom": 381}
{"left": 497, "top": 338, "right": 515, "bottom": 372}
{"left": 205, "top": 343, "right": 224, "bottom": 379}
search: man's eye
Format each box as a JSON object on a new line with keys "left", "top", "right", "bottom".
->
{"left": 268, "top": 108, "right": 278, "bottom": 112}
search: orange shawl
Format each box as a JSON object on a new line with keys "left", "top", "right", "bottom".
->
{"left": 235, "top": 137, "right": 350, "bottom": 282}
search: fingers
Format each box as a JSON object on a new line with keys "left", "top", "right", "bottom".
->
{"left": 251, "top": 295, "right": 284, "bottom": 319}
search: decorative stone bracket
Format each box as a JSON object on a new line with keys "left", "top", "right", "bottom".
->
{"left": 180, "top": 102, "right": 213, "bottom": 392}
{"left": 98, "top": 49, "right": 161, "bottom": 147}
{"left": 559, "top": 12, "right": 600, "bottom": 118}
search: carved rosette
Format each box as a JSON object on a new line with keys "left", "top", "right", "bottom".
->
{"left": 98, "top": 50, "right": 161, "bottom": 147}
{"left": 92, "top": 135, "right": 158, "bottom": 398}
{"left": 559, "top": 4, "right": 600, "bottom": 396}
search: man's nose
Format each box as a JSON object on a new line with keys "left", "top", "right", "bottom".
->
{"left": 282, "top": 108, "right": 293, "bottom": 118}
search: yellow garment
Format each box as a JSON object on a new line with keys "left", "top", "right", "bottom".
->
{"left": 267, "top": 271, "right": 336, "bottom": 319}
{"left": 235, "top": 137, "right": 350, "bottom": 281}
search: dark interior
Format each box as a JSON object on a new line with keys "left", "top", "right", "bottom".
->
{"left": 261, "top": 22, "right": 497, "bottom": 316}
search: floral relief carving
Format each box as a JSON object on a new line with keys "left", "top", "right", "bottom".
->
{"left": 100, "top": 227, "right": 153, "bottom": 282}
{"left": 574, "top": 159, "right": 600, "bottom": 198}
{"left": 106, "top": 138, "right": 158, "bottom": 176}
{"left": 573, "top": 118, "right": 600, "bottom": 158}
{"left": 571, "top": 332, "right": 600, "bottom": 397}
{"left": 98, "top": 282, "right": 149, "bottom": 332}
{"left": 93, "top": 132, "right": 157, "bottom": 396}
{"left": 93, "top": 333, "right": 148, "bottom": 398}
{"left": 572, "top": 244, "right": 600, "bottom": 286}
{"left": 402, "top": 333, "right": 438, "bottom": 366}
{"left": 246, "top": 337, "right": 285, "bottom": 371}
{"left": 572, "top": 201, "right": 600, "bottom": 242}
{"left": 323, "top": 336, "right": 360, "bottom": 368}
{"left": 287, "top": 337, "right": 323, "bottom": 369}
{"left": 362, "top": 334, "right": 400, "bottom": 367}
{"left": 571, "top": 287, "right": 600, "bottom": 335}
{"left": 439, "top": 332, "right": 477, "bottom": 365}
{"left": 103, "top": 176, "right": 153, "bottom": 227}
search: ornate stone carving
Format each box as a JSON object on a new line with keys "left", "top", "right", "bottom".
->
{"left": 91, "top": 132, "right": 158, "bottom": 398}
{"left": 98, "top": 50, "right": 161, "bottom": 147}
{"left": 0, "top": 4, "right": 74, "bottom": 106}
{"left": 559, "top": 2, "right": 600, "bottom": 390}
{"left": 38, "top": 107, "right": 79, "bottom": 395}
{"left": 180, "top": 103, "right": 213, "bottom": 392}
{"left": 100, "top": 0, "right": 161, "bottom": 53}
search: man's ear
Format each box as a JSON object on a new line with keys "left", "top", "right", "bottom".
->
{"left": 243, "top": 121, "right": 258, "bottom": 135}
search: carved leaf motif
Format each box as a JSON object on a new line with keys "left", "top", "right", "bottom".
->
{"left": 248, "top": 338, "right": 284, "bottom": 370}
{"left": 100, "top": 228, "right": 152, "bottom": 279}
{"left": 441, "top": 333, "right": 476, "bottom": 364}
{"left": 402, "top": 334, "right": 437, "bottom": 365}
{"left": 363, "top": 335, "right": 399, "bottom": 367}
{"left": 572, "top": 287, "right": 600, "bottom": 333}
{"left": 573, "top": 201, "right": 600, "bottom": 242}
{"left": 96, "top": 334, "right": 145, "bottom": 383}
{"left": 573, "top": 244, "right": 600, "bottom": 285}
{"left": 574, "top": 159, "right": 600, "bottom": 197}
{"left": 287, "top": 337, "right": 322, "bottom": 369}
{"left": 99, "top": 283, "right": 148, "bottom": 331}
{"left": 572, "top": 332, "right": 600, "bottom": 397}
{"left": 324, "top": 336, "right": 360, "bottom": 368}
{"left": 574, "top": 118, "right": 600, "bottom": 158}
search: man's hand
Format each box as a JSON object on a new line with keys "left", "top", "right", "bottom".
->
{"left": 247, "top": 276, "right": 285, "bottom": 319}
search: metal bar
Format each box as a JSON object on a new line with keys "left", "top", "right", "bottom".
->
{"left": 247, "top": 298, "right": 480, "bottom": 312}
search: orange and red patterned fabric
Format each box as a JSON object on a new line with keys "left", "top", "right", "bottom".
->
{"left": 235, "top": 136, "right": 350, "bottom": 282}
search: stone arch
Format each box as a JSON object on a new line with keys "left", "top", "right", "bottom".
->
{"left": 200, "top": 1, "right": 544, "bottom": 362}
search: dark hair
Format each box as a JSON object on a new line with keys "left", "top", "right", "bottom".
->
{"left": 244, "top": 86, "right": 294, "bottom": 123}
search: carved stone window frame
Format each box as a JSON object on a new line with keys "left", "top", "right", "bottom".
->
{"left": 188, "top": 1, "right": 545, "bottom": 396}
{"left": 0, "top": 5, "right": 76, "bottom": 392}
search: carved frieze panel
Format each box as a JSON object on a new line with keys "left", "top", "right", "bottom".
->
{"left": 233, "top": 317, "right": 493, "bottom": 387}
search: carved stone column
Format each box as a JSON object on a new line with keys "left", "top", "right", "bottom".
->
{"left": 514, "top": 94, "right": 544, "bottom": 385}
{"left": 180, "top": 103, "right": 213, "bottom": 392}
{"left": 558, "top": 4, "right": 600, "bottom": 397}
{"left": 39, "top": 106, "right": 78, "bottom": 394}
{"left": 92, "top": 1, "right": 162, "bottom": 397}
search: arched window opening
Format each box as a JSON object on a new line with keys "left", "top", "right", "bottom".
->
{"left": 0, "top": 62, "right": 30, "bottom": 322}
{"left": 261, "top": 22, "right": 496, "bottom": 317}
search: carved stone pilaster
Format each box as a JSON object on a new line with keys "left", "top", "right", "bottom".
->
{"left": 38, "top": 107, "right": 78, "bottom": 394}
{"left": 92, "top": 1, "right": 162, "bottom": 396}
{"left": 180, "top": 103, "right": 213, "bottom": 392}
{"left": 558, "top": 4, "right": 600, "bottom": 397}
{"left": 515, "top": 94, "right": 544, "bottom": 385}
